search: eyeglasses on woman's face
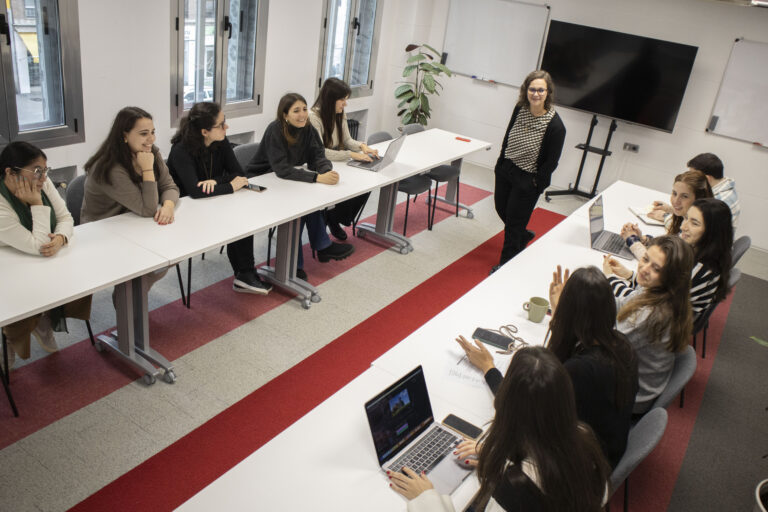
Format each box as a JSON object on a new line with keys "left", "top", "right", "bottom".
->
{"left": 527, "top": 87, "right": 547, "bottom": 96}
{"left": 14, "top": 166, "right": 51, "bottom": 180}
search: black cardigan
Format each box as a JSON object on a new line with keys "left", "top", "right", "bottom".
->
{"left": 245, "top": 120, "right": 333, "bottom": 182}
{"left": 494, "top": 105, "right": 566, "bottom": 194}
{"left": 167, "top": 138, "right": 243, "bottom": 198}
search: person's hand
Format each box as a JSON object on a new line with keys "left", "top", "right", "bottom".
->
{"left": 197, "top": 180, "right": 217, "bottom": 194}
{"left": 620, "top": 222, "right": 642, "bottom": 241}
{"left": 350, "top": 151, "right": 373, "bottom": 162}
{"left": 135, "top": 151, "right": 154, "bottom": 174}
{"left": 549, "top": 264, "right": 570, "bottom": 313}
{"left": 602, "top": 255, "right": 632, "bottom": 279}
{"left": 647, "top": 209, "right": 666, "bottom": 221}
{"left": 39, "top": 233, "right": 65, "bottom": 257}
{"left": 154, "top": 201, "right": 175, "bottom": 225}
{"left": 316, "top": 170, "right": 339, "bottom": 185}
{"left": 652, "top": 201, "right": 672, "bottom": 215}
{"left": 11, "top": 175, "right": 43, "bottom": 206}
{"left": 389, "top": 467, "right": 434, "bottom": 500}
{"left": 454, "top": 439, "right": 479, "bottom": 467}
{"left": 360, "top": 144, "right": 379, "bottom": 159}
{"left": 455, "top": 335, "right": 495, "bottom": 374}
{"left": 230, "top": 176, "right": 249, "bottom": 191}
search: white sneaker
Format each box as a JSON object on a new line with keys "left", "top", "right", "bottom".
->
{"left": 32, "top": 313, "right": 58, "bottom": 353}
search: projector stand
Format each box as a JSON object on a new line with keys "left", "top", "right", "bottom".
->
{"left": 545, "top": 115, "right": 617, "bottom": 202}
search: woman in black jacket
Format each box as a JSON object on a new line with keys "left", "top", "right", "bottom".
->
{"left": 492, "top": 70, "right": 565, "bottom": 272}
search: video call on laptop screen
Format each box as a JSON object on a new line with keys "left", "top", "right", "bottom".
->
{"left": 365, "top": 366, "right": 434, "bottom": 464}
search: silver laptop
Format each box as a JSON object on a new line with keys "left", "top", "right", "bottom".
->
{"left": 589, "top": 196, "right": 634, "bottom": 259}
{"left": 364, "top": 366, "right": 472, "bottom": 495}
{"left": 348, "top": 133, "right": 406, "bottom": 171}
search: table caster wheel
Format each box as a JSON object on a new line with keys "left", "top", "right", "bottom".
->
{"left": 356, "top": 230, "right": 365, "bottom": 239}
{"left": 302, "top": 299, "right": 311, "bottom": 310}
{"left": 545, "top": 195, "right": 551, "bottom": 202}
{"left": 311, "top": 294, "right": 321, "bottom": 303}
{"left": 163, "top": 370, "right": 176, "bottom": 384}
{"left": 400, "top": 246, "right": 409, "bottom": 255}
{"left": 466, "top": 211, "right": 474, "bottom": 219}
{"left": 94, "top": 341, "right": 105, "bottom": 353}
{"left": 142, "top": 373, "right": 156, "bottom": 386}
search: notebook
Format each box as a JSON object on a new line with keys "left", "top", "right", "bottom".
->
{"left": 348, "top": 133, "right": 406, "bottom": 172}
{"left": 364, "top": 366, "right": 472, "bottom": 495}
{"left": 628, "top": 206, "right": 666, "bottom": 226}
{"left": 589, "top": 196, "right": 634, "bottom": 260}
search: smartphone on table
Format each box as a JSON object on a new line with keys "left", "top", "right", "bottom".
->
{"left": 442, "top": 414, "right": 483, "bottom": 440}
{"left": 247, "top": 183, "right": 267, "bottom": 192}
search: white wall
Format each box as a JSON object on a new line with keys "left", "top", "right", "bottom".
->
{"left": 418, "top": 0, "right": 768, "bottom": 249}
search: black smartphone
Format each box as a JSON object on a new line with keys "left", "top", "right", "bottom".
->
{"left": 442, "top": 414, "right": 483, "bottom": 440}
{"left": 247, "top": 183, "right": 267, "bottom": 192}
{"left": 471, "top": 327, "right": 512, "bottom": 351}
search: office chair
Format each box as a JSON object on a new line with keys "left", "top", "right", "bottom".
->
{"left": 651, "top": 345, "right": 697, "bottom": 409}
{"left": 731, "top": 235, "right": 751, "bottom": 268}
{"left": 692, "top": 268, "right": 742, "bottom": 359}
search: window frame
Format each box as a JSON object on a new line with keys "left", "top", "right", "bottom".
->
{"left": 170, "top": 0, "right": 269, "bottom": 126}
{"left": 0, "top": 0, "right": 84, "bottom": 149}
{"left": 316, "top": 0, "right": 382, "bottom": 98}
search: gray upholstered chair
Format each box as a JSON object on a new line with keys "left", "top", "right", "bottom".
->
{"left": 692, "top": 267, "right": 742, "bottom": 359}
{"left": 234, "top": 142, "right": 260, "bottom": 176}
{"left": 731, "top": 235, "right": 751, "bottom": 268}
{"left": 610, "top": 408, "right": 668, "bottom": 512}
{"left": 651, "top": 345, "right": 696, "bottom": 409}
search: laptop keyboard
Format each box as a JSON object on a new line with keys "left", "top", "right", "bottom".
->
{"left": 597, "top": 231, "right": 627, "bottom": 254}
{"left": 389, "top": 428, "right": 461, "bottom": 474}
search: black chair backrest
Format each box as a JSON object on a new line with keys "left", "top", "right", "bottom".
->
{"left": 66, "top": 174, "right": 86, "bottom": 226}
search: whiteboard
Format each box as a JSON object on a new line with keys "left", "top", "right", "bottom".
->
{"left": 708, "top": 39, "right": 768, "bottom": 146}
{"left": 442, "top": 0, "right": 550, "bottom": 87}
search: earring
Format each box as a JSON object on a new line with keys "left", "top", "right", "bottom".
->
{"left": 124, "top": 139, "right": 128, "bottom": 143}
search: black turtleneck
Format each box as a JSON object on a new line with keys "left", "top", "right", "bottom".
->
{"left": 246, "top": 120, "right": 333, "bottom": 182}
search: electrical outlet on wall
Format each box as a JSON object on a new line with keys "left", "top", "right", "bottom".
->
{"left": 623, "top": 143, "right": 639, "bottom": 153}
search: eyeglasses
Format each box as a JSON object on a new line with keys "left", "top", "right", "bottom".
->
{"left": 212, "top": 116, "right": 227, "bottom": 129}
{"left": 13, "top": 166, "right": 51, "bottom": 180}
{"left": 528, "top": 87, "right": 547, "bottom": 96}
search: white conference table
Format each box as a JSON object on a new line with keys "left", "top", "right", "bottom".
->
{"left": 174, "top": 180, "right": 667, "bottom": 510}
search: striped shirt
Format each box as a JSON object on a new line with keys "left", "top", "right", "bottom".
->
{"left": 711, "top": 177, "right": 740, "bottom": 230}
{"left": 504, "top": 106, "right": 556, "bottom": 173}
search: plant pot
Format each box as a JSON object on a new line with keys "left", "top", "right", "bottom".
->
{"left": 756, "top": 478, "right": 768, "bottom": 512}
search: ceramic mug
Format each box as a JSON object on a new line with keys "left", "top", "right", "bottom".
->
{"left": 523, "top": 297, "right": 549, "bottom": 323}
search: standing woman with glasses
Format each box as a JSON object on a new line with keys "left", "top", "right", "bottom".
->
{"left": 0, "top": 142, "right": 92, "bottom": 371}
{"left": 167, "top": 102, "right": 271, "bottom": 295}
{"left": 492, "top": 70, "right": 565, "bottom": 273}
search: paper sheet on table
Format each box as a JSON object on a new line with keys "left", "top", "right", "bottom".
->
{"left": 446, "top": 350, "right": 513, "bottom": 389}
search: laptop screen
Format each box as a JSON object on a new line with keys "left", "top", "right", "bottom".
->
{"left": 365, "top": 366, "right": 434, "bottom": 465}
{"left": 589, "top": 195, "right": 605, "bottom": 244}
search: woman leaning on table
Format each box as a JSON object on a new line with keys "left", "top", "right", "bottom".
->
{"left": 492, "top": 70, "right": 566, "bottom": 273}
{"left": 0, "top": 142, "right": 92, "bottom": 371}
{"left": 390, "top": 347, "right": 610, "bottom": 512}
{"left": 166, "top": 102, "right": 271, "bottom": 295}
{"left": 308, "top": 78, "right": 378, "bottom": 240}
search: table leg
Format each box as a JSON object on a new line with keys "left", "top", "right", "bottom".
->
{"left": 356, "top": 183, "right": 413, "bottom": 254}
{"left": 258, "top": 218, "right": 321, "bottom": 309}
{"left": 428, "top": 159, "right": 474, "bottom": 219}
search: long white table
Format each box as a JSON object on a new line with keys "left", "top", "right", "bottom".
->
{"left": 174, "top": 180, "right": 668, "bottom": 510}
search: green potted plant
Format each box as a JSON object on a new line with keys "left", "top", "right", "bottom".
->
{"left": 394, "top": 43, "right": 452, "bottom": 126}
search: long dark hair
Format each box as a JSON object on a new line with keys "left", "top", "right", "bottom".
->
{"left": 668, "top": 169, "right": 712, "bottom": 235}
{"left": 690, "top": 198, "right": 733, "bottom": 303}
{"left": 276, "top": 93, "right": 307, "bottom": 146}
{"left": 546, "top": 266, "right": 637, "bottom": 410}
{"left": 313, "top": 78, "right": 351, "bottom": 149}
{"left": 84, "top": 106, "right": 162, "bottom": 185}
{"left": 618, "top": 235, "right": 694, "bottom": 353}
{"left": 516, "top": 70, "right": 555, "bottom": 111}
{"left": 171, "top": 102, "right": 221, "bottom": 157}
{"left": 1, "top": 141, "right": 47, "bottom": 178}
{"left": 477, "top": 347, "right": 609, "bottom": 512}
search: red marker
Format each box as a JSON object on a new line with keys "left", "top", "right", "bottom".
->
{"left": 455, "top": 137, "right": 471, "bottom": 142}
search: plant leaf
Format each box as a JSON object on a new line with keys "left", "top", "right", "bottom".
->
{"left": 394, "top": 84, "right": 413, "bottom": 99}
{"left": 433, "top": 63, "right": 452, "bottom": 76}
{"left": 403, "top": 111, "right": 413, "bottom": 124}
{"left": 422, "top": 43, "right": 441, "bottom": 56}
{"left": 419, "top": 62, "right": 437, "bottom": 73}
{"left": 397, "top": 98, "right": 409, "bottom": 108}
{"left": 407, "top": 53, "right": 427, "bottom": 63}
{"left": 397, "top": 108, "right": 407, "bottom": 117}
{"left": 405, "top": 44, "right": 419, "bottom": 52}
{"left": 423, "top": 74, "right": 436, "bottom": 94}
{"left": 402, "top": 64, "right": 417, "bottom": 77}
{"left": 408, "top": 98, "right": 421, "bottom": 112}
{"left": 421, "top": 95, "right": 430, "bottom": 115}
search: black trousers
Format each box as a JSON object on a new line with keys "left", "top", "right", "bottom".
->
{"left": 494, "top": 160, "right": 540, "bottom": 265}
{"left": 327, "top": 193, "right": 370, "bottom": 226}
{"left": 227, "top": 235, "right": 255, "bottom": 275}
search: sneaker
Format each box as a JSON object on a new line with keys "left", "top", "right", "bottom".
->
{"left": 32, "top": 313, "right": 58, "bottom": 353}
{"left": 233, "top": 271, "right": 272, "bottom": 295}
{"left": 317, "top": 242, "right": 355, "bottom": 262}
{"left": 296, "top": 268, "right": 308, "bottom": 281}
{"left": 329, "top": 221, "right": 348, "bottom": 241}
{"left": 1, "top": 340, "right": 15, "bottom": 373}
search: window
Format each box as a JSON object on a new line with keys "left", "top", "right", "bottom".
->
{"left": 171, "top": 0, "right": 268, "bottom": 124}
{"left": 317, "top": 0, "right": 382, "bottom": 97}
{"left": 0, "top": 0, "right": 84, "bottom": 148}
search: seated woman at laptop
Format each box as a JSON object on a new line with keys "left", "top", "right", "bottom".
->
{"left": 309, "top": 78, "right": 377, "bottom": 240}
{"left": 245, "top": 92, "right": 354, "bottom": 279}
{"left": 166, "top": 102, "right": 271, "bottom": 295}
{"left": 390, "top": 347, "right": 610, "bottom": 512}
{"left": 0, "top": 142, "right": 92, "bottom": 371}
{"left": 609, "top": 198, "right": 732, "bottom": 322}
{"left": 455, "top": 266, "right": 637, "bottom": 469}
{"left": 603, "top": 235, "right": 694, "bottom": 414}
{"left": 621, "top": 169, "right": 712, "bottom": 260}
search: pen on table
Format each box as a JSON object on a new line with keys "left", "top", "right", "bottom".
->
{"left": 457, "top": 354, "right": 467, "bottom": 365}
{"left": 455, "top": 137, "right": 471, "bottom": 142}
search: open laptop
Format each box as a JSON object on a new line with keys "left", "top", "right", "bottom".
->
{"left": 348, "top": 133, "right": 406, "bottom": 171}
{"left": 364, "top": 366, "right": 472, "bottom": 495}
{"left": 589, "top": 195, "right": 634, "bottom": 260}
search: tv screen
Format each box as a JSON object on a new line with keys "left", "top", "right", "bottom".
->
{"left": 541, "top": 21, "right": 698, "bottom": 132}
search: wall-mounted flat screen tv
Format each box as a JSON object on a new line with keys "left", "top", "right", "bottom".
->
{"left": 541, "top": 21, "right": 698, "bottom": 132}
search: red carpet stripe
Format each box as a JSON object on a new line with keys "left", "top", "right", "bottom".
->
{"left": 66, "top": 209, "right": 565, "bottom": 512}
{"left": 0, "top": 183, "right": 490, "bottom": 446}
